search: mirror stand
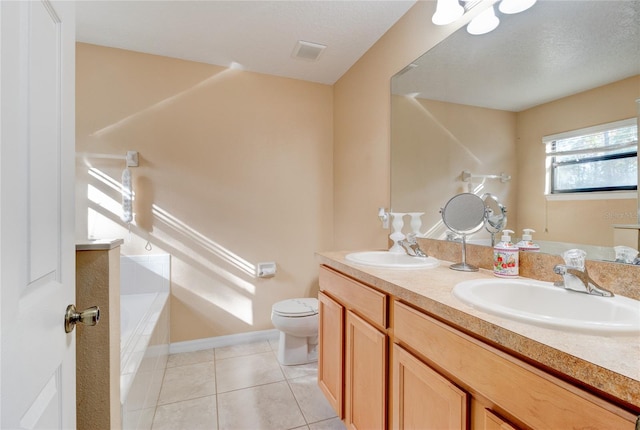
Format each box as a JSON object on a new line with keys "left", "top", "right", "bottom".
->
{"left": 450, "top": 234, "right": 478, "bottom": 272}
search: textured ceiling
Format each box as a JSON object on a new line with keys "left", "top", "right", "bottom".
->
{"left": 76, "top": 0, "right": 417, "bottom": 85}
{"left": 392, "top": 1, "right": 640, "bottom": 112}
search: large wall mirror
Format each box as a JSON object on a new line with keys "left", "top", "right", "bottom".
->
{"left": 391, "top": 0, "right": 640, "bottom": 262}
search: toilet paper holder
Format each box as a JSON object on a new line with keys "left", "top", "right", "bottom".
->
{"left": 257, "top": 262, "right": 277, "bottom": 278}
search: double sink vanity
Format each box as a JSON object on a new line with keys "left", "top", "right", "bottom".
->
{"left": 316, "top": 244, "right": 640, "bottom": 429}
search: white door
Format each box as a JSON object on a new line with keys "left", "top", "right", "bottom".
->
{"left": 1, "top": 1, "right": 76, "bottom": 429}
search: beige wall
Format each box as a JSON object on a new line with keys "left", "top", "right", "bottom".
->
{"left": 332, "top": 1, "right": 481, "bottom": 250}
{"left": 516, "top": 76, "right": 640, "bottom": 246}
{"left": 391, "top": 96, "right": 517, "bottom": 239}
{"left": 76, "top": 43, "right": 334, "bottom": 342}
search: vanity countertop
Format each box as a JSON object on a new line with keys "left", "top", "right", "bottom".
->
{"left": 76, "top": 238, "right": 124, "bottom": 251}
{"left": 317, "top": 250, "right": 640, "bottom": 410}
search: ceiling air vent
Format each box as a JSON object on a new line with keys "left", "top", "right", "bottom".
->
{"left": 292, "top": 40, "right": 326, "bottom": 62}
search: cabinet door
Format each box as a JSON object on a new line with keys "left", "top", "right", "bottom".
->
{"left": 392, "top": 344, "right": 468, "bottom": 430}
{"left": 318, "top": 292, "right": 344, "bottom": 417}
{"left": 483, "top": 409, "right": 517, "bottom": 430}
{"left": 345, "top": 310, "right": 387, "bottom": 430}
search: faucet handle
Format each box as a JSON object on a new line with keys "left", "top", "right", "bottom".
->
{"left": 406, "top": 233, "right": 419, "bottom": 244}
{"left": 399, "top": 234, "right": 428, "bottom": 258}
{"left": 562, "top": 248, "right": 587, "bottom": 269}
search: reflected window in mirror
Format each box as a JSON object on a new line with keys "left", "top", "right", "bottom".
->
{"left": 545, "top": 118, "right": 638, "bottom": 195}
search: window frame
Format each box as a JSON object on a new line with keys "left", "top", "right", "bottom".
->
{"left": 544, "top": 118, "right": 638, "bottom": 196}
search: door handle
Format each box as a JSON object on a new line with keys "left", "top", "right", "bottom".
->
{"left": 64, "top": 304, "right": 100, "bottom": 333}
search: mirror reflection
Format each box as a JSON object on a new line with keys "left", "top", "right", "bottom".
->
{"left": 482, "top": 193, "right": 507, "bottom": 245}
{"left": 441, "top": 192, "right": 486, "bottom": 271}
{"left": 391, "top": 0, "right": 640, "bottom": 262}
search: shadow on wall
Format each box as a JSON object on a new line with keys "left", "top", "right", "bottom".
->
{"left": 85, "top": 165, "right": 274, "bottom": 332}
{"left": 88, "top": 66, "right": 242, "bottom": 140}
{"left": 75, "top": 45, "right": 333, "bottom": 341}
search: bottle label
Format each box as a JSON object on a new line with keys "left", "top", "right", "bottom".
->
{"left": 494, "top": 249, "right": 519, "bottom": 277}
{"left": 518, "top": 241, "right": 540, "bottom": 252}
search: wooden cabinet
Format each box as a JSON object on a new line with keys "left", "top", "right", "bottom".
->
{"left": 392, "top": 300, "right": 636, "bottom": 430}
{"left": 392, "top": 343, "right": 467, "bottom": 430}
{"left": 318, "top": 266, "right": 388, "bottom": 429}
{"left": 317, "top": 264, "right": 637, "bottom": 429}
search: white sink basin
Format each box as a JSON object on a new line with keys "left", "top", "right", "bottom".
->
{"left": 345, "top": 251, "right": 439, "bottom": 269}
{"left": 453, "top": 278, "right": 640, "bottom": 335}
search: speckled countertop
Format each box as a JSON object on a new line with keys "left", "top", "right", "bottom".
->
{"left": 317, "top": 250, "right": 640, "bottom": 411}
{"left": 76, "top": 238, "right": 124, "bottom": 251}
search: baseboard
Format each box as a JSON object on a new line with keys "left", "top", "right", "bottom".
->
{"left": 169, "top": 328, "right": 280, "bottom": 354}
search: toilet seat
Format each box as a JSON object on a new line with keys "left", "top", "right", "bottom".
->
{"left": 272, "top": 298, "right": 318, "bottom": 317}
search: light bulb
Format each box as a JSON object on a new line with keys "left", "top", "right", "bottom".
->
{"left": 467, "top": 6, "right": 500, "bottom": 35}
{"left": 499, "top": 0, "right": 537, "bottom": 14}
{"left": 432, "top": 0, "right": 464, "bottom": 26}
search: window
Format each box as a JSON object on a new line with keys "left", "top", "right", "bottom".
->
{"left": 545, "top": 119, "right": 638, "bottom": 194}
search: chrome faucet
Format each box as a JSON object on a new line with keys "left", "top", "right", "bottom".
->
{"left": 399, "top": 233, "right": 428, "bottom": 258}
{"left": 553, "top": 265, "right": 614, "bottom": 297}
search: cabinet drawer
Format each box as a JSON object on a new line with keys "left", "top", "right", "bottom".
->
{"left": 319, "top": 265, "right": 386, "bottom": 328}
{"left": 393, "top": 300, "right": 636, "bottom": 429}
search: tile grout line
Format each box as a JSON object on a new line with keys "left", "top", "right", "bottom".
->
{"left": 149, "top": 362, "right": 169, "bottom": 429}
{"left": 283, "top": 375, "right": 310, "bottom": 428}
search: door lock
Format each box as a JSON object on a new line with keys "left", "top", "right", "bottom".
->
{"left": 64, "top": 304, "right": 100, "bottom": 333}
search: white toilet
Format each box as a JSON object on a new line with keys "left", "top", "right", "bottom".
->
{"left": 271, "top": 298, "right": 319, "bottom": 365}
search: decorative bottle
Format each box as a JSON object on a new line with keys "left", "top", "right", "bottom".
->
{"left": 493, "top": 229, "right": 518, "bottom": 278}
{"left": 516, "top": 228, "right": 540, "bottom": 252}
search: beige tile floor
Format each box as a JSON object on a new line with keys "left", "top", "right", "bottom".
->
{"left": 151, "top": 338, "right": 347, "bottom": 430}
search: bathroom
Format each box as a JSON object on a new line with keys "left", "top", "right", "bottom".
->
{"left": 1, "top": 0, "right": 638, "bottom": 428}
{"left": 71, "top": 0, "right": 640, "bottom": 427}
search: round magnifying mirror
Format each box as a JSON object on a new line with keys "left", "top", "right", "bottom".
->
{"left": 482, "top": 193, "right": 507, "bottom": 245}
{"left": 441, "top": 193, "right": 486, "bottom": 272}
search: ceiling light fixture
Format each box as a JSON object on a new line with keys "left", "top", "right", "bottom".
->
{"left": 467, "top": 5, "right": 500, "bottom": 35}
{"left": 432, "top": 0, "right": 536, "bottom": 36}
{"left": 432, "top": 0, "right": 465, "bottom": 26}
{"left": 499, "top": 0, "right": 537, "bottom": 15}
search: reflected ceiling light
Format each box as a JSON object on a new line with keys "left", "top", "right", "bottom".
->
{"left": 432, "top": 0, "right": 464, "bottom": 26}
{"left": 467, "top": 6, "right": 500, "bottom": 35}
{"left": 499, "top": 0, "right": 537, "bottom": 15}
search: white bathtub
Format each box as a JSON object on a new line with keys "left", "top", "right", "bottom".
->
{"left": 121, "top": 292, "right": 161, "bottom": 354}
{"left": 120, "top": 255, "right": 170, "bottom": 430}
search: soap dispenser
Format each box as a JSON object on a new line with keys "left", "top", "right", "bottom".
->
{"left": 516, "top": 228, "right": 540, "bottom": 252}
{"left": 493, "top": 229, "right": 519, "bottom": 278}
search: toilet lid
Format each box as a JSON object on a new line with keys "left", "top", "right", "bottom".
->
{"left": 272, "top": 298, "right": 318, "bottom": 317}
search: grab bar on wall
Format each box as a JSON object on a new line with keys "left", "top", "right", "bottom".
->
{"left": 461, "top": 170, "right": 510, "bottom": 183}
{"left": 76, "top": 151, "right": 139, "bottom": 167}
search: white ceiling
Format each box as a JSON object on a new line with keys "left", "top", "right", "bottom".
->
{"left": 392, "top": 1, "right": 640, "bottom": 112}
{"left": 76, "top": 0, "right": 417, "bottom": 85}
